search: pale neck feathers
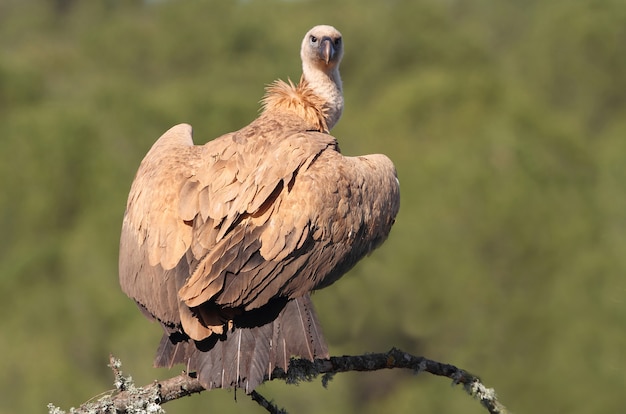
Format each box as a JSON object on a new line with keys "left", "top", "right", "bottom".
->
{"left": 261, "top": 76, "right": 330, "bottom": 133}
{"left": 301, "top": 61, "right": 343, "bottom": 130}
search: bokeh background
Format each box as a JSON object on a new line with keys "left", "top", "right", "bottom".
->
{"left": 1, "top": 0, "right": 625, "bottom": 413}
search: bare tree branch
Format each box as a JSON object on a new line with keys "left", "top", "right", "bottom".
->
{"left": 48, "top": 348, "right": 510, "bottom": 414}
{"left": 250, "top": 390, "right": 286, "bottom": 414}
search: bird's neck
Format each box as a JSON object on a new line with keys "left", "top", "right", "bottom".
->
{"left": 301, "top": 63, "right": 343, "bottom": 130}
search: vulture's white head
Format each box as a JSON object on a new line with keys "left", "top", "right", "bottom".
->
{"left": 301, "top": 25, "right": 343, "bottom": 71}
{"left": 300, "top": 25, "right": 344, "bottom": 130}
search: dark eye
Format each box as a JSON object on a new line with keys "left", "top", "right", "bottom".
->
{"left": 310, "top": 35, "right": 318, "bottom": 44}
{"left": 334, "top": 37, "right": 341, "bottom": 46}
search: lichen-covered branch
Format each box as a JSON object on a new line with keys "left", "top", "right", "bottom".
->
{"left": 48, "top": 348, "right": 509, "bottom": 414}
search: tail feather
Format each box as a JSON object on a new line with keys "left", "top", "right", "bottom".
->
{"left": 154, "top": 294, "right": 328, "bottom": 393}
{"left": 155, "top": 331, "right": 189, "bottom": 368}
{"left": 273, "top": 293, "right": 328, "bottom": 364}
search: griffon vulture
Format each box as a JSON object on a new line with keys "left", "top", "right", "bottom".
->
{"left": 119, "top": 25, "right": 400, "bottom": 393}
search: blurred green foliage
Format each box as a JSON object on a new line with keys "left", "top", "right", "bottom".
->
{"left": 1, "top": 0, "right": 625, "bottom": 412}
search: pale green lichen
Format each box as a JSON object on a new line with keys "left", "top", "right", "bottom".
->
{"left": 470, "top": 380, "right": 497, "bottom": 401}
{"left": 48, "top": 358, "right": 165, "bottom": 414}
{"left": 47, "top": 403, "right": 66, "bottom": 414}
{"left": 466, "top": 379, "right": 510, "bottom": 414}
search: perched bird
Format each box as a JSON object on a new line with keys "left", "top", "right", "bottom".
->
{"left": 119, "top": 25, "right": 400, "bottom": 393}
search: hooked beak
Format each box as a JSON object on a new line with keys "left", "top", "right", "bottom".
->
{"left": 320, "top": 37, "right": 335, "bottom": 64}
